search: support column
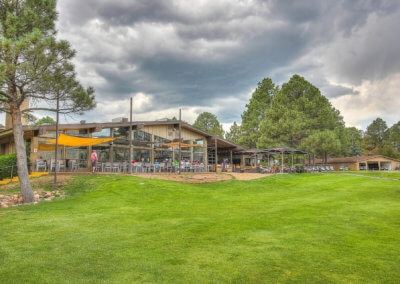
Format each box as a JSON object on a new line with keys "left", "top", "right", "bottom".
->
{"left": 230, "top": 150, "right": 233, "bottom": 172}
{"left": 281, "top": 152, "right": 284, "bottom": 174}
{"left": 190, "top": 140, "right": 194, "bottom": 163}
{"left": 203, "top": 139, "right": 208, "bottom": 171}
{"left": 110, "top": 128, "right": 114, "bottom": 167}
{"left": 30, "top": 137, "right": 39, "bottom": 172}
{"left": 214, "top": 136, "right": 218, "bottom": 172}
{"left": 151, "top": 134, "right": 154, "bottom": 163}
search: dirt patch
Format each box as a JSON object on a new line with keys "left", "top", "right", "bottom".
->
{"left": 229, "top": 172, "right": 272, "bottom": 180}
{"left": 0, "top": 175, "right": 73, "bottom": 195}
{"left": 132, "top": 172, "right": 272, "bottom": 183}
{"left": 133, "top": 172, "right": 232, "bottom": 183}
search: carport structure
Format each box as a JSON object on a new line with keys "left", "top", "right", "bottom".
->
{"left": 263, "top": 146, "right": 309, "bottom": 173}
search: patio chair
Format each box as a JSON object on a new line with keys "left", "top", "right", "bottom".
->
{"left": 49, "top": 160, "right": 56, "bottom": 172}
{"left": 95, "top": 162, "right": 102, "bottom": 172}
{"left": 68, "top": 160, "right": 79, "bottom": 172}
{"left": 36, "top": 160, "right": 47, "bottom": 172}
{"left": 103, "top": 162, "right": 111, "bottom": 172}
{"left": 121, "top": 162, "right": 128, "bottom": 173}
{"left": 135, "top": 162, "right": 143, "bottom": 172}
{"left": 58, "top": 160, "right": 66, "bottom": 172}
{"left": 112, "top": 162, "right": 120, "bottom": 172}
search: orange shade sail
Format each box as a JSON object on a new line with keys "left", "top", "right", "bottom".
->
{"left": 42, "top": 133, "right": 121, "bottom": 147}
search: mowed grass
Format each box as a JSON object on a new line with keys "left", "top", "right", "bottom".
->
{"left": 335, "top": 171, "right": 400, "bottom": 179}
{"left": 0, "top": 174, "right": 399, "bottom": 283}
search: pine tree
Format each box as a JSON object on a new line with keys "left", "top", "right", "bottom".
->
{"left": 225, "top": 122, "right": 241, "bottom": 144}
{"left": 363, "top": 118, "right": 388, "bottom": 152}
{"left": 257, "top": 75, "right": 344, "bottom": 151}
{"left": 238, "top": 78, "right": 277, "bottom": 148}
{"left": 0, "top": 0, "right": 95, "bottom": 202}
{"left": 193, "top": 112, "right": 224, "bottom": 137}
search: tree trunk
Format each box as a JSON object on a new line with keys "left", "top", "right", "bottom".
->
{"left": 12, "top": 108, "right": 34, "bottom": 203}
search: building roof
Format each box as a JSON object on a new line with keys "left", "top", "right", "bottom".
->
{"left": 306, "top": 155, "right": 400, "bottom": 164}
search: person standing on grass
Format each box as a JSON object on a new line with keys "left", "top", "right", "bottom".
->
{"left": 91, "top": 150, "right": 98, "bottom": 174}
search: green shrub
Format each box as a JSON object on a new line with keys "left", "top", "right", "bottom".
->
{"left": 0, "top": 153, "right": 29, "bottom": 180}
{"left": 0, "top": 153, "right": 17, "bottom": 180}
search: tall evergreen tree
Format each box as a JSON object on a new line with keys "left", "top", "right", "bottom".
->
{"left": 301, "top": 130, "right": 341, "bottom": 163}
{"left": 225, "top": 122, "right": 241, "bottom": 144}
{"left": 193, "top": 112, "right": 224, "bottom": 137}
{"left": 0, "top": 0, "right": 95, "bottom": 202}
{"left": 387, "top": 121, "right": 400, "bottom": 151}
{"left": 35, "top": 116, "right": 56, "bottom": 126}
{"left": 363, "top": 118, "right": 388, "bottom": 152}
{"left": 257, "top": 75, "right": 344, "bottom": 151}
{"left": 343, "top": 127, "right": 363, "bottom": 156}
{"left": 238, "top": 78, "right": 277, "bottom": 148}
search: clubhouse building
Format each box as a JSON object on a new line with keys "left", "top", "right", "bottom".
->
{"left": 0, "top": 118, "right": 243, "bottom": 171}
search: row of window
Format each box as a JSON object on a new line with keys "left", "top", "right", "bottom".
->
{"left": 38, "top": 146, "right": 205, "bottom": 164}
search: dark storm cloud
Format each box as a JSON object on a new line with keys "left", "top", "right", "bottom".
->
{"left": 56, "top": 0, "right": 400, "bottom": 127}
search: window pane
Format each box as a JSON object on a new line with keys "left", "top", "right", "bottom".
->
{"left": 154, "top": 135, "right": 172, "bottom": 150}
{"left": 194, "top": 139, "right": 204, "bottom": 153}
{"left": 193, "top": 153, "right": 204, "bottom": 163}
{"left": 113, "top": 148, "right": 129, "bottom": 162}
{"left": 92, "top": 128, "right": 111, "bottom": 138}
{"left": 154, "top": 150, "right": 172, "bottom": 162}
{"left": 133, "top": 150, "right": 150, "bottom": 163}
{"left": 91, "top": 146, "right": 109, "bottom": 162}
{"left": 66, "top": 129, "right": 89, "bottom": 137}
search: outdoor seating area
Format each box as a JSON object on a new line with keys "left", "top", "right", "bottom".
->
{"left": 35, "top": 159, "right": 209, "bottom": 173}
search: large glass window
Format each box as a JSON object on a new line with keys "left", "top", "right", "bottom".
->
{"left": 134, "top": 130, "right": 151, "bottom": 141}
{"left": 134, "top": 130, "right": 152, "bottom": 147}
{"left": 38, "top": 149, "right": 63, "bottom": 162}
{"left": 113, "top": 127, "right": 129, "bottom": 138}
{"left": 92, "top": 128, "right": 111, "bottom": 138}
{"left": 66, "top": 147, "right": 88, "bottom": 168}
{"left": 182, "top": 140, "right": 191, "bottom": 151}
{"left": 154, "top": 150, "right": 172, "bottom": 162}
{"left": 91, "top": 146, "right": 109, "bottom": 162}
{"left": 174, "top": 149, "right": 191, "bottom": 162}
{"left": 154, "top": 135, "right": 172, "bottom": 150}
{"left": 113, "top": 127, "right": 130, "bottom": 146}
{"left": 193, "top": 153, "right": 204, "bottom": 163}
{"left": 133, "top": 150, "right": 151, "bottom": 163}
{"left": 66, "top": 129, "right": 89, "bottom": 137}
{"left": 193, "top": 139, "right": 204, "bottom": 153}
{"left": 113, "top": 148, "right": 129, "bottom": 162}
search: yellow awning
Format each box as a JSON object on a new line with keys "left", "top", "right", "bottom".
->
{"left": 42, "top": 133, "right": 120, "bottom": 147}
{"left": 38, "top": 143, "right": 58, "bottom": 151}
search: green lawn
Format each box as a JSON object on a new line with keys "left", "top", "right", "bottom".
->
{"left": 334, "top": 171, "right": 400, "bottom": 179}
{"left": 0, "top": 174, "right": 399, "bottom": 283}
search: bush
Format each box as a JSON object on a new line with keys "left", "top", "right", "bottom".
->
{"left": 0, "top": 153, "right": 30, "bottom": 180}
{"left": 0, "top": 153, "right": 17, "bottom": 180}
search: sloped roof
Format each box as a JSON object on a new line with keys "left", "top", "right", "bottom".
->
{"left": 306, "top": 155, "right": 400, "bottom": 164}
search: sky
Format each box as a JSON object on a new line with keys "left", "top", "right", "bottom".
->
{"left": 45, "top": 0, "right": 400, "bottom": 131}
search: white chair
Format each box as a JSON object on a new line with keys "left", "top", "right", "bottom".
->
{"left": 103, "top": 162, "right": 111, "bottom": 172}
{"left": 58, "top": 160, "right": 66, "bottom": 172}
{"left": 36, "top": 160, "right": 47, "bottom": 172}
{"left": 95, "top": 162, "right": 102, "bottom": 172}
{"left": 112, "top": 162, "right": 120, "bottom": 172}
{"left": 69, "top": 160, "right": 79, "bottom": 171}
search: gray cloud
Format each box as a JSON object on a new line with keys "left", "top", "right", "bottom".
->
{"left": 54, "top": 0, "right": 400, "bottom": 128}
